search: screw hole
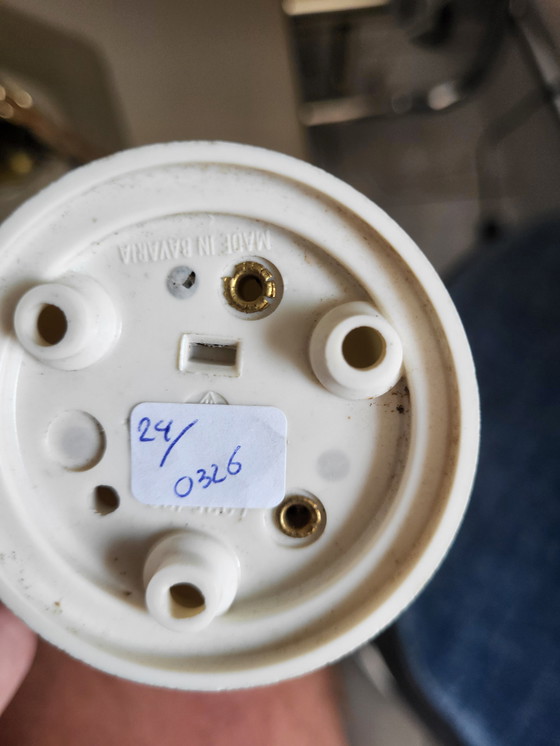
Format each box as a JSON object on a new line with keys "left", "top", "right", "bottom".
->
{"left": 36, "top": 304, "right": 67, "bottom": 346}
{"left": 285, "top": 503, "right": 312, "bottom": 530}
{"left": 94, "top": 485, "right": 120, "bottom": 515}
{"left": 276, "top": 495, "right": 325, "bottom": 539}
{"left": 236, "top": 274, "right": 264, "bottom": 303}
{"left": 167, "top": 266, "right": 197, "bottom": 299}
{"left": 342, "top": 326, "right": 385, "bottom": 370}
{"left": 182, "top": 271, "right": 196, "bottom": 289}
{"left": 223, "top": 260, "right": 280, "bottom": 315}
{"left": 169, "top": 583, "right": 206, "bottom": 618}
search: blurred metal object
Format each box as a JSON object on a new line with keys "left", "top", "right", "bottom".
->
{"left": 511, "top": 0, "right": 560, "bottom": 121}
{"left": 392, "top": 0, "right": 454, "bottom": 46}
{"left": 0, "top": 120, "right": 44, "bottom": 185}
{"left": 473, "top": 1, "right": 560, "bottom": 234}
{"left": 289, "top": 0, "right": 510, "bottom": 126}
{"left": 284, "top": 0, "right": 388, "bottom": 16}
{"left": 300, "top": 83, "right": 467, "bottom": 125}
{"left": 300, "top": 93, "right": 385, "bottom": 125}
{"left": 0, "top": 78, "right": 104, "bottom": 166}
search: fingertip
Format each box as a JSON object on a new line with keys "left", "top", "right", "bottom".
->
{"left": 0, "top": 604, "right": 37, "bottom": 714}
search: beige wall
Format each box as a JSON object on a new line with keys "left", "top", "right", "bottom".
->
{"left": 0, "top": 0, "right": 306, "bottom": 157}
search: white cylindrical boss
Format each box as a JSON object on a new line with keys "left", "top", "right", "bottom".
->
{"left": 309, "top": 301, "right": 404, "bottom": 400}
{"left": 0, "top": 142, "right": 479, "bottom": 690}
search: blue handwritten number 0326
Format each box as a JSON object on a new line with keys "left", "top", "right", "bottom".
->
{"left": 174, "top": 446, "right": 242, "bottom": 499}
{"left": 137, "top": 416, "right": 242, "bottom": 500}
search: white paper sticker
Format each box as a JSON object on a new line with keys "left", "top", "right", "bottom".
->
{"left": 130, "top": 402, "right": 287, "bottom": 509}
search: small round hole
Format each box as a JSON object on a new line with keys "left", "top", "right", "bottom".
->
{"left": 342, "top": 326, "right": 385, "bottom": 369}
{"left": 284, "top": 503, "right": 312, "bottom": 530}
{"left": 169, "top": 583, "right": 206, "bottom": 618}
{"left": 36, "top": 304, "right": 67, "bottom": 346}
{"left": 236, "top": 274, "right": 264, "bottom": 303}
{"left": 276, "top": 495, "right": 325, "bottom": 539}
{"left": 223, "top": 260, "right": 280, "bottom": 315}
{"left": 182, "top": 271, "right": 196, "bottom": 289}
{"left": 94, "top": 485, "right": 120, "bottom": 515}
{"left": 166, "top": 266, "right": 198, "bottom": 299}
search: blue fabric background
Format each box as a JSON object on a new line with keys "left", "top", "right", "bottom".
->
{"left": 396, "top": 218, "right": 560, "bottom": 746}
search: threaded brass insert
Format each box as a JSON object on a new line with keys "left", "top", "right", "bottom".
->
{"left": 223, "top": 261, "right": 277, "bottom": 314}
{"left": 276, "top": 495, "right": 325, "bottom": 539}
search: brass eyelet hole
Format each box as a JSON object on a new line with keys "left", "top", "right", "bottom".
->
{"left": 223, "top": 261, "right": 277, "bottom": 314}
{"left": 275, "top": 495, "right": 325, "bottom": 539}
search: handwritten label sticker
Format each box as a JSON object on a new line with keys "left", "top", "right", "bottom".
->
{"left": 130, "top": 402, "right": 287, "bottom": 509}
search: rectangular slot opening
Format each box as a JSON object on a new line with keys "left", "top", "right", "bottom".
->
{"left": 179, "top": 334, "right": 240, "bottom": 376}
{"left": 189, "top": 341, "right": 238, "bottom": 367}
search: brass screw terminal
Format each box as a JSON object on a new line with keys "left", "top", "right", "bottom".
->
{"left": 223, "top": 261, "right": 277, "bottom": 314}
{"left": 276, "top": 495, "right": 326, "bottom": 539}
